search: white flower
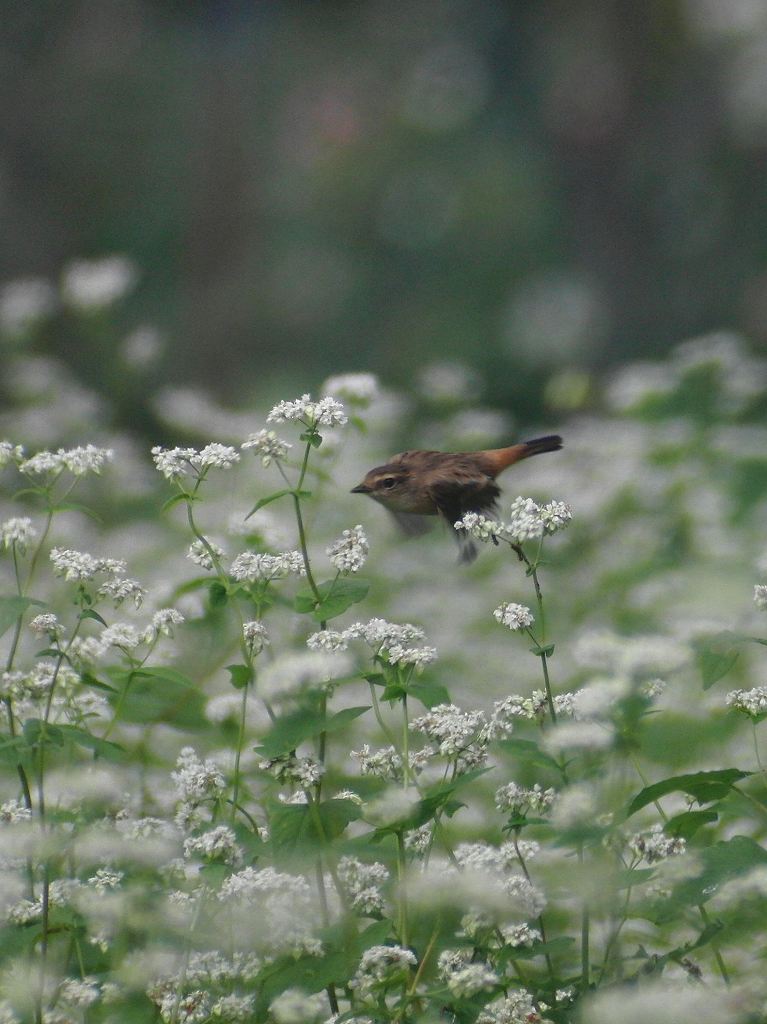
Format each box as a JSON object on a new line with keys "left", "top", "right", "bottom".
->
{"left": 453, "top": 511, "right": 502, "bottom": 542}
{"left": 337, "top": 856, "right": 389, "bottom": 915}
{"left": 241, "top": 429, "right": 292, "bottom": 466}
{"left": 446, "top": 963, "right": 498, "bottom": 998}
{"left": 243, "top": 620, "right": 270, "bottom": 656}
{"left": 349, "top": 944, "right": 417, "bottom": 1001}
{"left": 411, "top": 704, "right": 487, "bottom": 758}
{"left": 506, "top": 496, "right": 546, "bottom": 542}
{"left": 172, "top": 747, "right": 226, "bottom": 802}
{"left": 230, "top": 550, "right": 305, "bottom": 581}
{"left": 148, "top": 608, "right": 185, "bottom": 638}
{"left": 477, "top": 990, "right": 540, "bottom": 1024}
{"left": 151, "top": 445, "right": 197, "bottom": 479}
{"left": 539, "top": 499, "right": 573, "bottom": 533}
{"left": 97, "top": 577, "right": 146, "bottom": 608}
{"left": 726, "top": 686, "right": 767, "bottom": 718}
{"left": 61, "top": 255, "right": 138, "bottom": 309}
{"left": 29, "top": 613, "right": 64, "bottom": 639}
{"left": 0, "top": 441, "right": 24, "bottom": 468}
{"left": 306, "top": 629, "right": 349, "bottom": 652}
{"left": 493, "top": 602, "right": 534, "bottom": 631}
{"left": 495, "top": 782, "right": 556, "bottom": 816}
{"left": 187, "top": 539, "right": 225, "bottom": 570}
{"left": 628, "top": 824, "right": 686, "bottom": 864}
{"left": 100, "top": 623, "right": 142, "bottom": 649}
{"left": 386, "top": 643, "right": 437, "bottom": 667}
{"left": 269, "top": 988, "right": 327, "bottom": 1024}
{"left": 50, "top": 548, "right": 126, "bottom": 581}
{"left": 327, "top": 524, "right": 369, "bottom": 573}
{"left": 183, "top": 825, "right": 242, "bottom": 866}
{"left": 755, "top": 584, "right": 767, "bottom": 610}
{"left": 59, "top": 445, "right": 114, "bottom": 475}
{"left": 1, "top": 516, "right": 37, "bottom": 551}
{"left": 266, "top": 393, "right": 347, "bottom": 428}
{"left": 0, "top": 277, "right": 57, "bottom": 334}
{"left": 321, "top": 373, "right": 378, "bottom": 406}
{"left": 195, "top": 443, "right": 240, "bottom": 470}
{"left": 18, "top": 450, "right": 63, "bottom": 475}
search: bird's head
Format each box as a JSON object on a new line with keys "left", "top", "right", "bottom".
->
{"left": 351, "top": 463, "right": 413, "bottom": 511}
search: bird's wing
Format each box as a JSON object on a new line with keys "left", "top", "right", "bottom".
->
{"left": 387, "top": 510, "right": 435, "bottom": 537}
{"left": 427, "top": 471, "right": 501, "bottom": 563}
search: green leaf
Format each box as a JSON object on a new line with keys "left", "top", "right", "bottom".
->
{"left": 0, "top": 732, "right": 33, "bottom": 767}
{"left": 0, "top": 596, "right": 46, "bottom": 638}
{"left": 664, "top": 808, "right": 719, "bottom": 839}
{"left": 293, "top": 578, "right": 370, "bottom": 622}
{"left": 498, "top": 738, "right": 564, "bottom": 776}
{"left": 79, "top": 672, "right": 117, "bottom": 694}
{"left": 54, "top": 724, "right": 127, "bottom": 762}
{"left": 51, "top": 501, "right": 103, "bottom": 523}
{"left": 160, "top": 492, "right": 192, "bottom": 513}
{"left": 654, "top": 836, "right": 767, "bottom": 922}
{"left": 208, "top": 581, "right": 228, "bottom": 607}
{"left": 105, "top": 667, "right": 207, "bottom": 730}
{"left": 256, "top": 707, "right": 369, "bottom": 759}
{"left": 245, "top": 489, "right": 311, "bottom": 519}
{"left": 79, "top": 607, "right": 108, "bottom": 626}
{"left": 406, "top": 679, "right": 450, "bottom": 708}
{"left": 270, "top": 798, "right": 361, "bottom": 853}
{"left": 694, "top": 631, "right": 741, "bottom": 690}
{"left": 528, "top": 642, "right": 555, "bottom": 658}
{"left": 626, "top": 768, "right": 751, "bottom": 817}
{"left": 23, "top": 719, "right": 64, "bottom": 748}
{"left": 226, "top": 664, "right": 252, "bottom": 690}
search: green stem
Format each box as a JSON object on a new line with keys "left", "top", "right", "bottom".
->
{"left": 579, "top": 843, "right": 590, "bottom": 991}
{"left": 397, "top": 830, "right": 409, "bottom": 948}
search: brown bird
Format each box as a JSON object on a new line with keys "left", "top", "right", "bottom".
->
{"left": 351, "top": 435, "right": 563, "bottom": 561}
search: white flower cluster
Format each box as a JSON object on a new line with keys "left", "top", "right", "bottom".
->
{"left": 187, "top": 539, "right": 225, "bottom": 570}
{"left": 493, "top": 602, "right": 534, "bottom": 632}
{"left": 438, "top": 952, "right": 498, "bottom": 997}
{"left": 218, "top": 866, "right": 322, "bottom": 957}
{"left": 243, "top": 620, "right": 270, "bottom": 656}
{"left": 327, "top": 524, "right": 369, "bottom": 573}
{"left": 266, "top": 393, "right": 347, "bottom": 428}
{"left": 456, "top": 496, "right": 572, "bottom": 545}
{"left": 62, "top": 255, "right": 137, "bottom": 309}
{"left": 322, "top": 372, "right": 378, "bottom": 406}
{"left": 455, "top": 841, "right": 540, "bottom": 874}
{"left": 241, "top": 428, "right": 292, "bottom": 466}
{"left": 349, "top": 945, "right": 417, "bottom": 1003}
{"left": 50, "top": 548, "right": 126, "bottom": 582}
{"left": 19, "top": 444, "right": 113, "bottom": 476}
{"left": 726, "top": 685, "right": 767, "bottom": 718}
{"left": 350, "top": 743, "right": 433, "bottom": 782}
{"left": 754, "top": 584, "right": 767, "bottom": 609}
{"left": 337, "top": 856, "right": 390, "bottom": 915}
{"left": 97, "top": 576, "right": 147, "bottom": 608}
{"left": 0, "top": 441, "right": 25, "bottom": 467}
{"left": 0, "top": 277, "right": 56, "bottom": 333}
{"left": 183, "top": 826, "right": 242, "bottom": 866}
{"left": 307, "top": 617, "right": 436, "bottom": 667}
{"left": 151, "top": 443, "right": 240, "bottom": 480}
{"left": 269, "top": 988, "right": 327, "bottom": 1024}
{"left": 477, "top": 989, "right": 546, "bottom": 1024}
{"left": 411, "top": 703, "right": 488, "bottom": 770}
{"left": 1, "top": 516, "right": 37, "bottom": 551}
{"left": 259, "top": 754, "right": 324, "bottom": 788}
{"left": 171, "top": 747, "right": 226, "bottom": 804}
{"left": 495, "top": 782, "right": 556, "bottom": 816}
{"left": 230, "top": 550, "right": 305, "bottom": 582}
{"left": 628, "top": 824, "right": 686, "bottom": 864}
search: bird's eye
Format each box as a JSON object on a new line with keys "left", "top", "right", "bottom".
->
{"left": 382, "top": 477, "right": 397, "bottom": 489}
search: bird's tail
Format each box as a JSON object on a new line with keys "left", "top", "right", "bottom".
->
{"left": 482, "top": 435, "right": 563, "bottom": 476}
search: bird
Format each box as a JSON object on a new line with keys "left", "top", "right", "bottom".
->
{"left": 351, "top": 434, "right": 563, "bottom": 562}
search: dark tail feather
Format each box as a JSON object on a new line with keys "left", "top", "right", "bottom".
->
{"left": 521, "top": 434, "right": 563, "bottom": 458}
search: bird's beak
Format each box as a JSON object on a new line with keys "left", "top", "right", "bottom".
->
{"left": 351, "top": 482, "right": 370, "bottom": 494}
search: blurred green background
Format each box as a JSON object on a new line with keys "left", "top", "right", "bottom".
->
{"left": 3, "top": 0, "right": 767, "bottom": 431}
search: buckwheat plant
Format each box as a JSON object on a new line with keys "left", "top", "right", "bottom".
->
{"left": 6, "top": 334, "right": 767, "bottom": 1024}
